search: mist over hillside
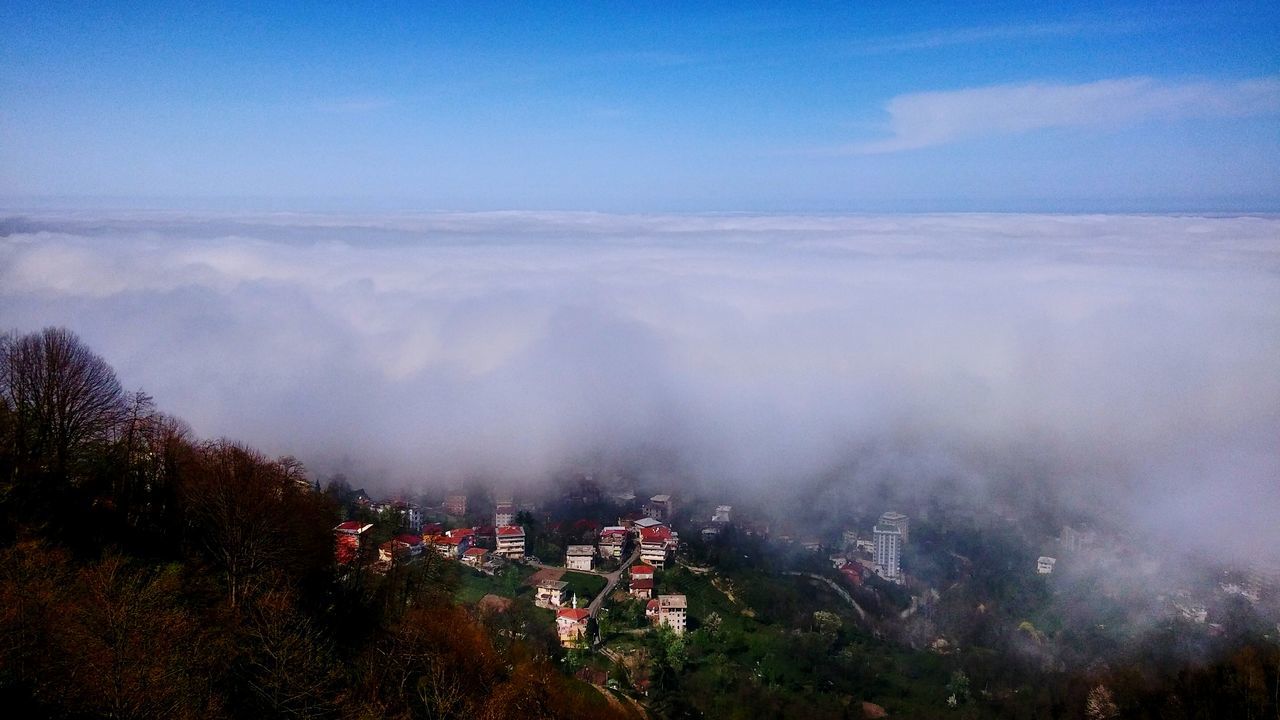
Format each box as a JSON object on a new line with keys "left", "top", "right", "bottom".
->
{"left": 3, "top": 211, "right": 1277, "bottom": 565}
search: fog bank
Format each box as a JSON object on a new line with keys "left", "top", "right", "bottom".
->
{"left": 2, "top": 211, "right": 1277, "bottom": 562}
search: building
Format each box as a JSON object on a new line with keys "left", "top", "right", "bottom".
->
{"left": 631, "top": 564, "right": 655, "bottom": 582}
{"left": 598, "top": 526, "right": 628, "bottom": 558}
{"left": 445, "top": 527, "right": 475, "bottom": 542}
{"left": 646, "top": 494, "right": 674, "bottom": 522}
{"left": 445, "top": 494, "right": 468, "bottom": 517}
{"left": 494, "top": 502, "right": 515, "bottom": 527}
{"left": 1060, "top": 524, "right": 1096, "bottom": 553}
{"left": 556, "top": 607, "right": 592, "bottom": 647}
{"left": 463, "top": 547, "right": 490, "bottom": 569}
{"left": 841, "top": 530, "right": 860, "bottom": 550}
{"left": 879, "top": 511, "right": 909, "bottom": 544}
{"left": 657, "top": 594, "right": 687, "bottom": 635}
{"left": 535, "top": 579, "right": 569, "bottom": 609}
{"left": 399, "top": 503, "right": 423, "bottom": 531}
{"left": 711, "top": 505, "right": 732, "bottom": 523}
{"left": 640, "top": 525, "right": 677, "bottom": 569}
{"left": 333, "top": 521, "right": 372, "bottom": 564}
{"left": 631, "top": 516, "right": 664, "bottom": 541}
{"left": 427, "top": 533, "right": 469, "bottom": 559}
{"left": 1037, "top": 556, "right": 1057, "bottom": 574}
{"left": 873, "top": 523, "right": 902, "bottom": 581}
{"left": 495, "top": 525, "right": 526, "bottom": 560}
{"left": 645, "top": 599, "right": 659, "bottom": 622}
{"left": 392, "top": 533, "right": 423, "bottom": 558}
{"left": 629, "top": 577, "right": 654, "bottom": 599}
{"left": 566, "top": 545, "right": 595, "bottom": 572}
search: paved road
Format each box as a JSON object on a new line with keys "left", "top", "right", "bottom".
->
{"left": 522, "top": 547, "right": 640, "bottom": 617}
{"left": 590, "top": 547, "right": 641, "bottom": 616}
{"left": 782, "top": 571, "right": 867, "bottom": 619}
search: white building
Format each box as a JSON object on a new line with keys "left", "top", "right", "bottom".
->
{"left": 598, "top": 526, "right": 627, "bottom": 558}
{"left": 873, "top": 523, "right": 903, "bottom": 581}
{"left": 495, "top": 525, "right": 526, "bottom": 560}
{"left": 566, "top": 545, "right": 595, "bottom": 572}
{"left": 640, "top": 525, "right": 677, "bottom": 569}
{"left": 535, "top": 579, "right": 568, "bottom": 609}
{"left": 657, "top": 594, "right": 687, "bottom": 635}
{"left": 494, "top": 502, "right": 515, "bottom": 527}
{"left": 1037, "top": 556, "right": 1056, "bottom": 574}
{"left": 711, "top": 505, "right": 732, "bottom": 524}
{"left": 879, "top": 511, "right": 909, "bottom": 544}
{"left": 1060, "top": 525, "right": 1096, "bottom": 553}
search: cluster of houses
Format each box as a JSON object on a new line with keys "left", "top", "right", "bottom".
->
{"left": 337, "top": 490, "right": 692, "bottom": 648}
{"left": 333, "top": 516, "right": 528, "bottom": 572}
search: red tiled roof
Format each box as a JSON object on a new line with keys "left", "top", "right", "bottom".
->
{"left": 464, "top": 547, "right": 488, "bottom": 556}
{"left": 446, "top": 527, "right": 475, "bottom": 538}
{"left": 556, "top": 608, "right": 591, "bottom": 622}
{"left": 394, "top": 533, "right": 422, "bottom": 546}
{"left": 496, "top": 525, "right": 525, "bottom": 536}
{"left": 335, "top": 520, "right": 366, "bottom": 532}
{"left": 630, "top": 578, "right": 654, "bottom": 590}
{"left": 430, "top": 534, "right": 465, "bottom": 546}
{"left": 640, "top": 526, "right": 672, "bottom": 542}
{"left": 631, "top": 563, "right": 655, "bottom": 574}
{"left": 646, "top": 599, "right": 659, "bottom": 610}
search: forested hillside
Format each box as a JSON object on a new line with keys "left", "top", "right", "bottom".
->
{"left": 0, "top": 327, "right": 622, "bottom": 720}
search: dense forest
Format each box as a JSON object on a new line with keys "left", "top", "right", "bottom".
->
{"left": 0, "top": 327, "right": 622, "bottom": 719}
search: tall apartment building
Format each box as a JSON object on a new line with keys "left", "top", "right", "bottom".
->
{"left": 495, "top": 525, "right": 526, "bottom": 560}
{"left": 873, "top": 523, "right": 902, "bottom": 581}
{"left": 657, "top": 594, "right": 687, "bottom": 635}
{"left": 879, "top": 511, "right": 909, "bottom": 544}
{"left": 494, "top": 502, "right": 515, "bottom": 527}
{"left": 640, "top": 525, "right": 677, "bottom": 569}
{"left": 445, "top": 494, "right": 468, "bottom": 517}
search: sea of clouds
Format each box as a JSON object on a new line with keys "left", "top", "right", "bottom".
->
{"left": 2, "top": 211, "right": 1277, "bottom": 562}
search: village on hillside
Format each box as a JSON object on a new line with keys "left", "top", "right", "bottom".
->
{"left": 322, "top": 472, "right": 1280, "bottom": 714}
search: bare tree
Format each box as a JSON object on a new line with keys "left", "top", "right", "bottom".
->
{"left": 182, "top": 441, "right": 290, "bottom": 609}
{"left": 1, "top": 327, "right": 126, "bottom": 485}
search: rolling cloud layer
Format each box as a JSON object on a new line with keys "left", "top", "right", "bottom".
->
{"left": 2, "top": 211, "right": 1277, "bottom": 563}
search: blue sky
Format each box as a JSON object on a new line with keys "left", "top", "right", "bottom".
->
{"left": 1, "top": 1, "right": 1277, "bottom": 211}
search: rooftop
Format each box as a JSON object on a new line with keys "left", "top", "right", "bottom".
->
{"left": 557, "top": 608, "right": 591, "bottom": 622}
{"left": 334, "top": 521, "right": 371, "bottom": 534}
{"left": 538, "top": 579, "right": 569, "bottom": 591}
{"left": 566, "top": 545, "right": 594, "bottom": 556}
{"left": 496, "top": 525, "right": 525, "bottom": 537}
{"left": 658, "top": 594, "right": 687, "bottom": 609}
{"left": 650, "top": 494, "right": 671, "bottom": 502}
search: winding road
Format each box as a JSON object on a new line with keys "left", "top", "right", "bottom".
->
{"left": 524, "top": 547, "right": 641, "bottom": 617}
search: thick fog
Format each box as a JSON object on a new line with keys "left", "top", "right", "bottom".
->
{"left": 2, "top": 211, "right": 1277, "bottom": 562}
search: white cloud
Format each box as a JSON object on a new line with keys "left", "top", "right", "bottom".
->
{"left": 848, "top": 76, "right": 1280, "bottom": 153}
{"left": 2, "top": 211, "right": 1279, "bottom": 564}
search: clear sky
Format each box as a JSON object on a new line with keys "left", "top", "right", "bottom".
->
{"left": 2, "top": 1, "right": 1277, "bottom": 211}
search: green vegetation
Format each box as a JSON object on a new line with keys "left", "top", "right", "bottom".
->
{"left": 455, "top": 564, "right": 536, "bottom": 605}
{"left": 560, "top": 570, "right": 607, "bottom": 604}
